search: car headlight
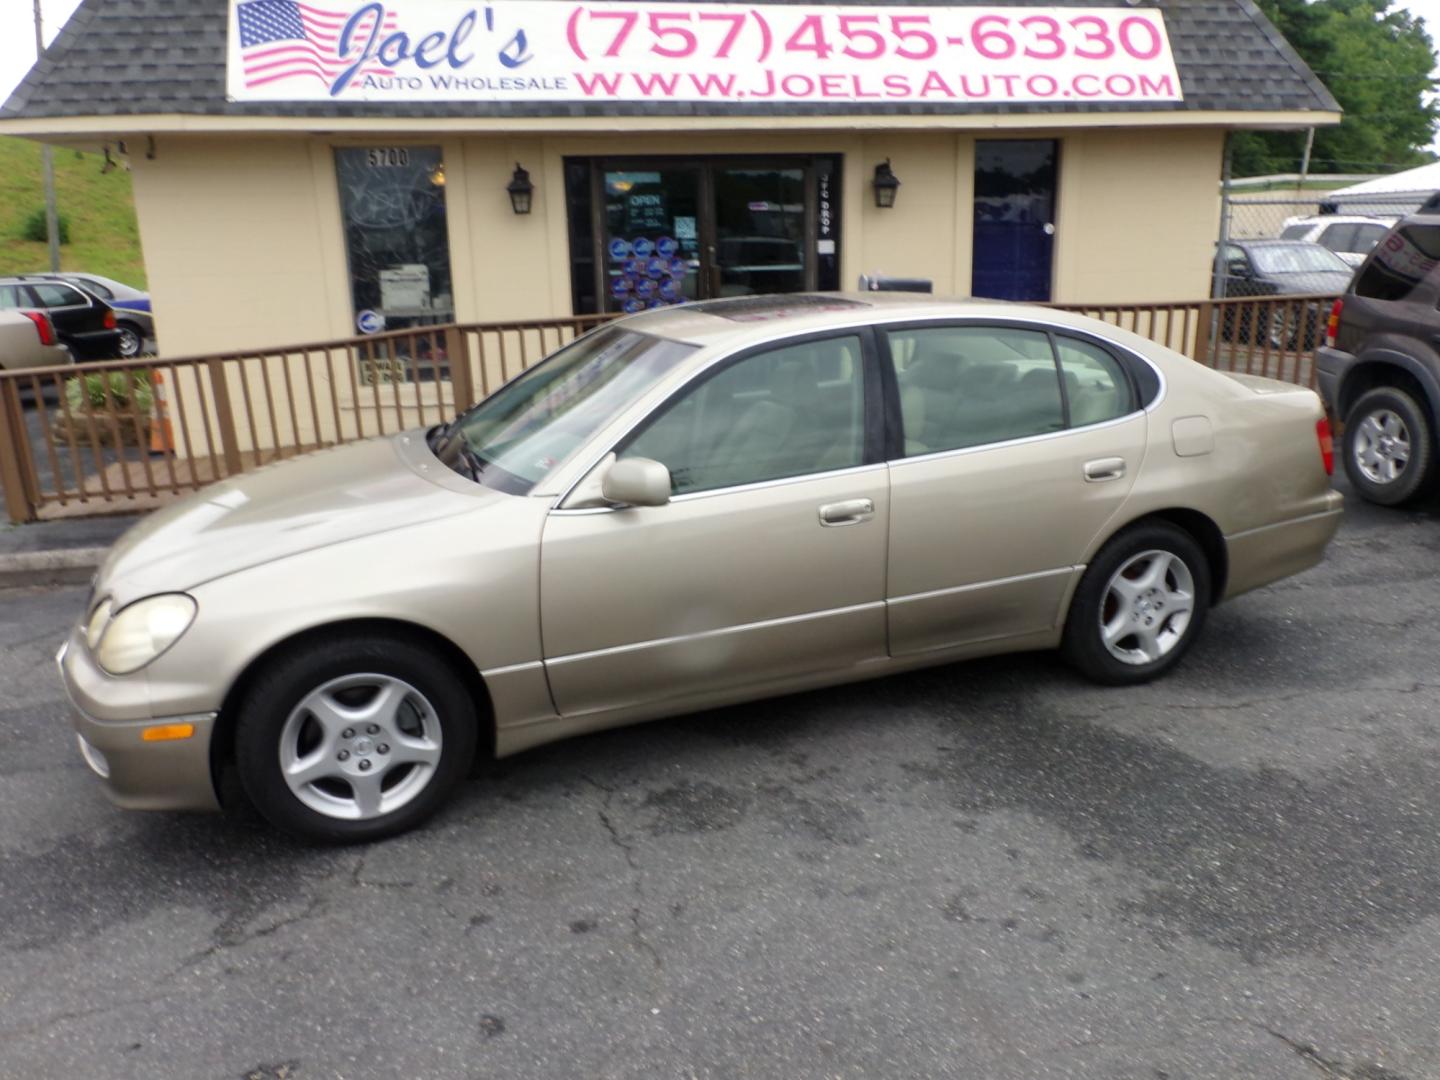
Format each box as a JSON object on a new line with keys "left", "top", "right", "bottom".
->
{"left": 95, "top": 594, "right": 197, "bottom": 676}
{"left": 84, "top": 598, "right": 114, "bottom": 651}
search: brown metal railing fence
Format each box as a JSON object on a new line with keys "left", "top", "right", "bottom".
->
{"left": 0, "top": 297, "right": 1336, "bottom": 524}
{"left": 0, "top": 315, "right": 607, "bottom": 524}
{"left": 1051, "top": 293, "right": 1339, "bottom": 389}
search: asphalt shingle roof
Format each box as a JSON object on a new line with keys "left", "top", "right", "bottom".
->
{"left": 2, "top": 0, "right": 1340, "bottom": 123}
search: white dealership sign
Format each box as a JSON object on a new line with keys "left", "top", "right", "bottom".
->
{"left": 227, "top": 1, "right": 1183, "bottom": 105}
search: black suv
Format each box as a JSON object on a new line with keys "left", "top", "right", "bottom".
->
{"left": 1316, "top": 208, "right": 1440, "bottom": 505}
{"left": 0, "top": 277, "right": 122, "bottom": 361}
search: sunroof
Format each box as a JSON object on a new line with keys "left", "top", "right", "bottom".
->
{"left": 686, "top": 295, "right": 869, "bottom": 323}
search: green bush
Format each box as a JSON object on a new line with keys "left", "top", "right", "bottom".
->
{"left": 22, "top": 208, "right": 70, "bottom": 245}
{"left": 64, "top": 371, "right": 153, "bottom": 415}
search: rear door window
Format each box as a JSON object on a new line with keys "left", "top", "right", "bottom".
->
{"left": 28, "top": 283, "right": 87, "bottom": 309}
{"left": 1280, "top": 224, "right": 1313, "bottom": 240}
{"left": 1055, "top": 337, "right": 1136, "bottom": 426}
{"left": 887, "top": 325, "right": 1064, "bottom": 455}
{"left": 1353, "top": 225, "right": 1440, "bottom": 302}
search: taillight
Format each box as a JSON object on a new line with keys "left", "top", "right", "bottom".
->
{"left": 1316, "top": 417, "right": 1335, "bottom": 476}
{"left": 102, "top": 308, "right": 117, "bottom": 330}
{"left": 21, "top": 310, "right": 55, "bottom": 347}
{"left": 1324, "top": 298, "right": 1343, "bottom": 348}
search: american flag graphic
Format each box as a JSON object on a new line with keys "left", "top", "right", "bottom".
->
{"left": 237, "top": 0, "right": 399, "bottom": 90}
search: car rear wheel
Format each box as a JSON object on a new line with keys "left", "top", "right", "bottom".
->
{"left": 1062, "top": 522, "right": 1211, "bottom": 686}
{"left": 116, "top": 322, "right": 144, "bottom": 358}
{"left": 1343, "top": 387, "right": 1434, "bottom": 507}
{"left": 234, "top": 633, "right": 478, "bottom": 843}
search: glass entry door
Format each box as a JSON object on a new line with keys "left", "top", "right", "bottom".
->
{"left": 971, "top": 140, "right": 1059, "bottom": 302}
{"left": 713, "top": 165, "right": 807, "bottom": 298}
{"left": 592, "top": 158, "right": 823, "bottom": 315}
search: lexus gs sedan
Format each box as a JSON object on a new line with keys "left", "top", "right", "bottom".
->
{"left": 58, "top": 295, "right": 1343, "bottom": 843}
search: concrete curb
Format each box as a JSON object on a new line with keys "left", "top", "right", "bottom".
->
{"left": 0, "top": 547, "right": 108, "bottom": 588}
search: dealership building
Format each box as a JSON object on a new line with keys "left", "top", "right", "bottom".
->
{"left": 1, "top": 0, "right": 1338, "bottom": 357}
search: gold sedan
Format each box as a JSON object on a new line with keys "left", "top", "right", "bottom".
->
{"left": 57, "top": 295, "right": 1343, "bottom": 842}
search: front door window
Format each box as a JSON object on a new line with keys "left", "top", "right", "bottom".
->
{"left": 622, "top": 334, "right": 865, "bottom": 494}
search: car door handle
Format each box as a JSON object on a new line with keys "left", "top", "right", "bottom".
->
{"left": 818, "top": 498, "right": 874, "bottom": 527}
{"left": 1083, "top": 458, "right": 1126, "bottom": 483}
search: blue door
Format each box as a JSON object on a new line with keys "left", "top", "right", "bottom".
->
{"left": 971, "top": 140, "right": 1058, "bottom": 302}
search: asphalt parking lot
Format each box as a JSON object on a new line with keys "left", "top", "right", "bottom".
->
{"left": 1, "top": 475, "right": 1438, "bottom": 1080}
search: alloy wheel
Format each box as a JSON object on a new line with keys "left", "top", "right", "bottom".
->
{"left": 116, "top": 326, "right": 142, "bottom": 358}
{"left": 1099, "top": 549, "right": 1196, "bottom": 666}
{"left": 278, "top": 673, "right": 443, "bottom": 821}
{"left": 1353, "top": 408, "right": 1411, "bottom": 485}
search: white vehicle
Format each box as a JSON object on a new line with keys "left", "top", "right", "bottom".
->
{"left": 1279, "top": 215, "right": 1395, "bottom": 267}
{"left": 0, "top": 308, "right": 71, "bottom": 371}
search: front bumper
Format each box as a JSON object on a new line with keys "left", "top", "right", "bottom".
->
{"left": 56, "top": 632, "right": 221, "bottom": 812}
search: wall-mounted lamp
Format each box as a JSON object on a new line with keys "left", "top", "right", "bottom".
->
{"left": 507, "top": 162, "right": 534, "bottom": 215}
{"left": 872, "top": 159, "right": 901, "bottom": 209}
{"left": 429, "top": 161, "right": 447, "bottom": 188}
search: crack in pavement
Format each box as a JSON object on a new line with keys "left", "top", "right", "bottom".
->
{"left": 349, "top": 852, "right": 417, "bottom": 891}
{"left": 1194, "top": 1016, "right": 1412, "bottom": 1080}
{"left": 1262, "top": 1026, "right": 1409, "bottom": 1080}
{"left": 169, "top": 896, "right": 327, "bottom": 977}
{"left": 583, "top": 775, "right": 663, "bottom": 972}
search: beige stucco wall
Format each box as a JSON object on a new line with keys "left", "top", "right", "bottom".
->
{"left": 128, "top": 126, "right": 1223, "bottom": 359}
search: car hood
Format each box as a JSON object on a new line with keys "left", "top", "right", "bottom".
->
{"left": 98, "top": 435, "right": 490, "bottom": 600}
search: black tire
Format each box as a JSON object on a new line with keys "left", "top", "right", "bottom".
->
{"left": 116, "top": 322, "right": 144, "bottom": 359}
{"left": 234, "top": 632, "right": 479, "bottom": 844}
{"left": 1342, "top": 387, "right": 1435, "bottom": 507}
{"left": 1062, "top": 522, "right": 1212, "bottom": 686}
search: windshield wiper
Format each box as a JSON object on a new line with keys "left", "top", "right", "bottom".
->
{"left": 456, "top": 443, "right": 488, "bottom": 483}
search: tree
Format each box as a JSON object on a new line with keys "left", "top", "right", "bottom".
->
{"left": 1231, "top": 0, "right": 1439, "bottom": 176}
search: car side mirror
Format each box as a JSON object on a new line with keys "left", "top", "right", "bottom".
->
{"left": 602, "top": 457, "right": 672, "bottom": 507}
{"left": 1227, "top": 259, "right": 1250, "bottom": 277}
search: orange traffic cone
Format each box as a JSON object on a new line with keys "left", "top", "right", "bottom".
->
{"left": 149, "top": 370, "right": 176, "bottom": 455}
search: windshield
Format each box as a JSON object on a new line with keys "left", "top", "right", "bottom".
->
{"left": 430, "top": 326, "right": 698, "bottom": 493}
{"left": 1251, "top": 244, "right": 1350, "bottom": 275}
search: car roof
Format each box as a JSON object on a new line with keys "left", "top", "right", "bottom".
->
{"left": 1234, "top": 238, "right": 1331, "bottom": 248}
{"left": 616, "top": 292, "right": 1057, "bottom": 346}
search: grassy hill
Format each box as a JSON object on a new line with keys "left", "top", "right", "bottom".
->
{"left": 0, "top": 136, "right": 146, "bottom": 287}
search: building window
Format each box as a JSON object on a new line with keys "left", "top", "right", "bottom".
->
{"left": 335, "top": 147, "right": 455, "bottom": 336}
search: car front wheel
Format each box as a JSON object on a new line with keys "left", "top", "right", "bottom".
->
{"left": 234, "top": 633, "right": 478, "bottom": 843}
{"left": 1343, "top": 386, "right": 1434, "bottom": 506}
{"left": 1062, "top": 522, "right": 1211, "bottom": 686}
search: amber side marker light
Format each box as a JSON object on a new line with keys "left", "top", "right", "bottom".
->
{"left": 141, "top": 723, "right": 195, "bottom": 742}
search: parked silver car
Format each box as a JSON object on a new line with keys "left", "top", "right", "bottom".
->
{"left": 58, "top": 295, "right": 1343, "bottom": 843}
{"left": 0, "top": 308, "right": 71, "bottom": 371}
